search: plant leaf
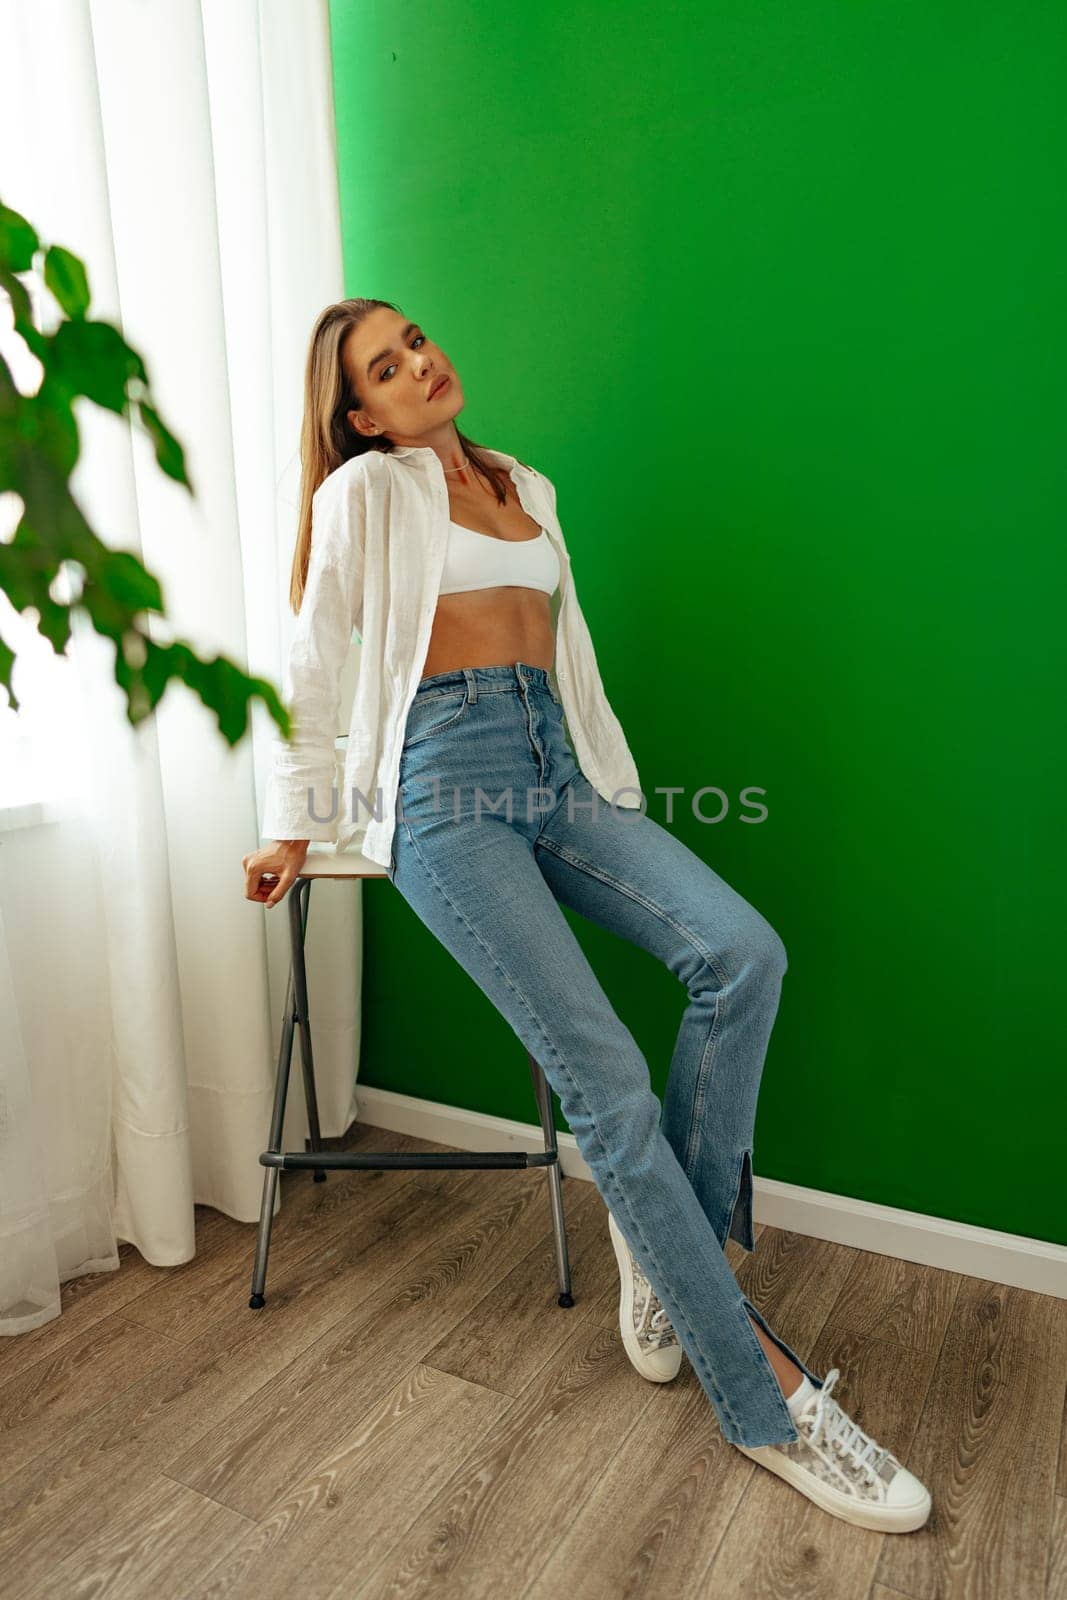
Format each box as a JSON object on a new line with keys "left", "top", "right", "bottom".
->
{"left": 0, "top": 201, "right": 39, "bottom": 273}
{"left": 97, "top": 547, "right": 164, "bottom": 615}
{"left": 43, "top": 245, "right": 90, "bottom": 319}
{"left": 34, "top": 591, "right": 74, "bottom": 654}
{"left": 137, "top": 399, "right": 191, "bottom": 488}
{"left": 0, "top": 266, "right": 34, "bottom": 329}
{"left": 10, "top": 381, "right": 81, "bottom": 481}
{"left": 49, "top": 319, "right": 145, "bottom": 412}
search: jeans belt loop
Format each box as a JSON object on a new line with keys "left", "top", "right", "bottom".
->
{"left": 463, "top": 666, "right": 477, "bottom": 704}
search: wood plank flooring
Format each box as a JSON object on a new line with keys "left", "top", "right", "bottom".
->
{"left": 2, "top": 1120, "right": 1064, "bottom": 1599}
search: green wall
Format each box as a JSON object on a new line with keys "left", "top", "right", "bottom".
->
{"left": 329, "top": 1, "right": 1065, "bottom": 1246}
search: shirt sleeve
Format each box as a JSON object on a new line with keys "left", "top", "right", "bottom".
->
{"left": 535, "top": 465, "right": 557, "bottom": 510}
{"left": 533, "top": 466, "right": 571, "bottom": 565}
{"left": 260, "top": 461, "right": 368, "bottom": 843}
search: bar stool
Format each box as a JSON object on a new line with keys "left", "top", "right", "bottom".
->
{"left": 248, "top": 843, "right": 575, "bottom": 1312}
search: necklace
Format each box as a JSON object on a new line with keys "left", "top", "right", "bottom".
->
{"left": 440, "top": 454, "right": 470, "bottom": 473}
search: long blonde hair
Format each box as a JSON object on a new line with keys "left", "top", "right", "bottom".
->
{"left": 291, "top": 298, "right": 513, "bottom": 612}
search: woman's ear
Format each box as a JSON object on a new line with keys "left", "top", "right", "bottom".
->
{"left": 348, "top": 408, "right": 375, "bottom": 438}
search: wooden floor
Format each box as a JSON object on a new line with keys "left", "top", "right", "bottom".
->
{"left": 2, "top": 1119, "right": 1065, "bottom": 1600}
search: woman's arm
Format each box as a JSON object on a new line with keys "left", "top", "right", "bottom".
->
{"left": 260, "top": 459, "right": 369, "bottom": 845}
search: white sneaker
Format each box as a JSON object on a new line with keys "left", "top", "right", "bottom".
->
{"left": 607, "top": 1210, "right": 684, "bottom": 1382}
{"left": 733, "top": 1367, "right": 932, "bottom": 1533}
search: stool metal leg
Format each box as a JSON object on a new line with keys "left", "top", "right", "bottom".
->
{"left": 249, "top": 961, "right": 296, "bottom": 1307}
{"left": 289, "top": 878, "right": 326, "bottom": 1178}
{"left": 527, "top": 1050, "right": 574, "bottom": 1308}
{"left": 249, "top": 878, "right": 321, "bottom": 1309}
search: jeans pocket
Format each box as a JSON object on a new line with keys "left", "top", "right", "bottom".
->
{"left": 402, "top": 690, "right": 472, "bottom": 748}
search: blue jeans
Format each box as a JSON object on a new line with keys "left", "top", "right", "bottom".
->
{"left": 387, "top": 661, "right": 823, "bottom": 1446}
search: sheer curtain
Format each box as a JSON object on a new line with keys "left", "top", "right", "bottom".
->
{"left": 0, "top": 0, "right": 365, "bottom": 1336}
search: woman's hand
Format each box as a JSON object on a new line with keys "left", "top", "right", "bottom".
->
{"left": 243, "top": 840, "right": 310, "bottom": 908}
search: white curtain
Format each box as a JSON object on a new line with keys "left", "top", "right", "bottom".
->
{"left": 0, "top": 0, "right": 365, "bottom": 1337}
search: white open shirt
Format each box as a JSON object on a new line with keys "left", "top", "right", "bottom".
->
{"left": 260, "top": 443, "right": 643, "bottom": 869}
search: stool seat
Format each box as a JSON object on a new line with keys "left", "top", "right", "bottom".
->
{"left": 299, "top": 845, "right": 387, "bottom": 879}
{"left": 248, "top": 850, "right": 575, "bottom": 1314}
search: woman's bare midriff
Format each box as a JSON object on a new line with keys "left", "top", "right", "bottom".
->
{"left": 418, "top": 465, "right": 556, "bottom": 680}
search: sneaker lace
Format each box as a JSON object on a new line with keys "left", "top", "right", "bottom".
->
{"left": 637, "top": 1281, "right": 677, "bottom": 1346}
{"left": 806, "top": 1368, "right": 889, "bottom": 1483}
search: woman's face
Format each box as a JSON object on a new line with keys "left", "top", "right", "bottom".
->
{"left": 343, "top": 308, "right": 463, "bottom": 448}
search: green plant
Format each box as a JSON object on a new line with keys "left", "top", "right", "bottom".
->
{"left": 0, "top": 198, "right": 289, "bottom": 742}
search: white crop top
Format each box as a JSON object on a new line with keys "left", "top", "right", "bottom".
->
{"left": 438, "top": 518, "right": 561, "bottom": 598}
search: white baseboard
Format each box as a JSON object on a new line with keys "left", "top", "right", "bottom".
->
{"left": 352, "top": 1085, "right": 1067, "bottom": 1301}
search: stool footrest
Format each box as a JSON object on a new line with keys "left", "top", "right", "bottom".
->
{"left": 259, "top": 1149, "right": 560, "bottom": 1171}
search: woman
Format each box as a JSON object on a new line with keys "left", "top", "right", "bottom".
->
{"left": 242, "top": 300, "right": 932, "bottom": 1533}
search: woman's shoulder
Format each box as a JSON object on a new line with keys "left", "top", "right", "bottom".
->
{"left": 320, "top": 449, "right": 383, "bottom": 489}
{"left": 312, "top": 450, "right": 384, "bottom": 510}
{"left": 498, "top": 452, "right": 551, "bottom": 494}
